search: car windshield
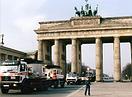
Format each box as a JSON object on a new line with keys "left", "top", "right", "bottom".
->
{"left": 0, "top": 66, "right": 18, "bottom": 72}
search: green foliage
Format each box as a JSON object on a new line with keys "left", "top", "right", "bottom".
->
{"left": 122, "top": 63, "right": 132, "bottom": 80}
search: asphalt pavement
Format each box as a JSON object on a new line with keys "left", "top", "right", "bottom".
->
{"left": 0, "top": 85, "right": 82, "bottom": 97}
{"left": 0, "top": 82, "right": 132, "bottom": 97}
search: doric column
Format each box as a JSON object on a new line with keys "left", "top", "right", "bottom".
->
{"left": 12, "top": 56, "right": 14, "bottom": 60}
{"left": 43, "top": 41, "right": 52, "bottom": 64}
{"left": 96, "top": 37, "right": 103, "bottom": 82}
{"left": 59, "top": 41, "right": 66, "bottom": 74}
{"left": 130, "top": 40, "right": 132, "bottom": 64}
{"left": 77, "top": 41, "right": 81, "bottom": 74}
{"left": 130, "top": 41, "right": 132, "bottom": 81}
{"left": 113, "top": 37, "right": 121, "bottom": 82}
{"left": 0, "top": 53, "right": 1, "bottom": 62}
{"left": 38, "top": 40, "right": 43, "bottom": 61}
{"left": 54, "top": 39, "right": 59, "bottom": 66}
{"left": 71, "top": 39, "right": 77, "bottom": 73}
{"left": 5, "top": 54, "right": 8, "bottom": 60}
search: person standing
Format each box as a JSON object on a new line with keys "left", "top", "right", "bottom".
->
{"left": 85, "top": 79, "right": 91, "bottom": 96}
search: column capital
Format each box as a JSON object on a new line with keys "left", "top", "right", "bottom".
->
{"left": 72, "top": 38, "right": 77, "bottom": 40}
{"left": 114, "top": 36, "right": 120, "bottom": 38}
{"left": 54, "top": 39, "right": 59, "bottom": 41}
{"left": 72, "top": 38, "right": 77, "bottom": 45}
{"left": 54, "top": 39, "right": 59, "bottom": 44}
{"left": 96, "top": 37, "right": 101, "bottom": 39}
{"left": 38, "top": 39, "right": 43, "bottom": 42}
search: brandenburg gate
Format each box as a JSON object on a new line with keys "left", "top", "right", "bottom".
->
{"left": 35, "top": 16, "right": 132, "bottom": 82}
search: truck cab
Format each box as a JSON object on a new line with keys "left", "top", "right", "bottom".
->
{"left": 0, "top": 60, "right": 49, "bottom": 94}
{"left": 0, "top": 60, "right": 28, "bottom": 93}
{"left": 66, "top": 72, "right": 81, "bottom": 85}
{"left": 44, "top": 65, "right": 65, "bottom": 88}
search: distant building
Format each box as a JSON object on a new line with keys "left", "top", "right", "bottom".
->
{"left": 0, "top": 46, "right": 26, "bottom": 62}
{"left": 26, "top": 50, "right": 38, "bottom": 60}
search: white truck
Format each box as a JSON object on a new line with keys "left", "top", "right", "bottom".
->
{"left": 44, "top": 65, "right": 65, "bottom": 88}
{"left": 66, "top": 72, "right": 81, "bottom": 85}
{"left": 0, "top": 60, "right": 49, "bottom": 94}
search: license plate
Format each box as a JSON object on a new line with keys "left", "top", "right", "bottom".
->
{"left": 11, "top": 76, "right": 15, "bottom": 79}
{"left": 3, "top": 85, "right": 9, "bottom": 87}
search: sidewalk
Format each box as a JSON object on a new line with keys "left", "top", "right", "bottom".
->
{"left": 67, "top": 82, "right": 132, "bottom": 97}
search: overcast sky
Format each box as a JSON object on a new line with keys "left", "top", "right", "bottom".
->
{"left": 0, "top": 0, "right": 132, "bottom": 75}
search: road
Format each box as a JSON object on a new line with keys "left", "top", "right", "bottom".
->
{"left": 0, "top": 85, "right": 83, "bottom": 97}
{"left": 1, "top": 82, "right": 132, "bottom": 97}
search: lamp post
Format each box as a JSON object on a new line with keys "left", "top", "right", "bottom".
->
{"left": 87, "top": 67, "right": 90, "bottom": 78}
{"left": 0, "top": 34, "right": 4, "bottom": 46}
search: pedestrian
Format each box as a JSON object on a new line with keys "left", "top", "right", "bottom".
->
{"left": 85, "top": 78, "right": 91, "bottom": 96}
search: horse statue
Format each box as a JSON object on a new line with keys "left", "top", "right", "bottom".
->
{"left": 88, "top": 6, "right": 93, "bottom": 16}
{"left": 81, "top": 6, "right": 85, "bottom": 16}
{"left": 74, "top": 0, "right": 98, "bottom": 17}
{"left": 93, "top": 5, "right": 98, "bottom": 16}
{"left": 74, "top": 7, "right": 81, "bottom": 17}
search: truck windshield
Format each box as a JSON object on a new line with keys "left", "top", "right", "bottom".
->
{"left": 0, "top": 60, "right": 27, "bottom": 72}
{"left": 2, "top": 60, "right": 19, "bottom": 66}
{"left": 68, "top": 73, "right": 77, "bottom": 77}
{"left": 0, "top": 66, "right": 18, "bottom": 72}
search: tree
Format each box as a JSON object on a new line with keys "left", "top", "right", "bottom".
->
{"left": 122, "top": 63, "right": 132, "bottom": 80}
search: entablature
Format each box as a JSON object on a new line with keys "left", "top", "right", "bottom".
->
{"left": 35, "top": 16, "right": 132, "bottom": 33}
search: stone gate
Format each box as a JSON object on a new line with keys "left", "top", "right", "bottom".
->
{"left": 35, "top": 16, "right": 132, "bottom": 82}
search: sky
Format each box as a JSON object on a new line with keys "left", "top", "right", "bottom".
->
{"left": 0, "top": 0, "right": 132, "bottom": 75}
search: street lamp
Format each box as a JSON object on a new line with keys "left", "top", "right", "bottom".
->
{"left": 87, "top": 67, "right": 90, "bottom": 78}
{"left": 0, "top": 34, "right": 4, "bottom": 46}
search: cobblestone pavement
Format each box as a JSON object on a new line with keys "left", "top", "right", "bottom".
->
{"left": 67, "top": 82, "right": 132, "bottom": 97}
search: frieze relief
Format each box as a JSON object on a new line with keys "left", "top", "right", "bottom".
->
{"left": 36, "top": 16, "right": 132, "bottom": 33}
{"left": 39, "top": 21, "right": 71, "bottom": 30}
{"left": 38, "top": 29, "right": 132, "bottom": 40}
{"left": 35, "top": 16, "right": 132, "bottom": 41}
{"left": 102, "top": 17, "right": 132, "bottom": 25}
{"left": 72, "top": 18, "right": 100, "bottom": 26}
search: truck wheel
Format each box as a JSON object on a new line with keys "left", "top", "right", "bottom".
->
{"left": 21, "top": 87, "right": 27, "bottom": 94}
{"left": 60, "top": 83, "right": 64, "bottom": 88}
{"left": 21, "top": 86, "right": 33, "bottom": 94}
{"left": 21, "top": 79, "right": 33, "bottom": 94}
{"left": 43, "top": 83, "right": 49, "bottom": 91}
{"left": 43, "top": 86, "right": 48, "bottom": 91}
{"left": 67, "top": 82, "right": 69, "bottom": 85}
{"left": 54, "top": 84, "right": 58, "bottom": 88}
{"left": 1, "top": 87, "right": 9, "bottom": 94}
{"left": 21, "top": 84, "right": 33, "bottom": 93}
{"left": 54, "top": 80, "right": 58, "bottom": 88}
